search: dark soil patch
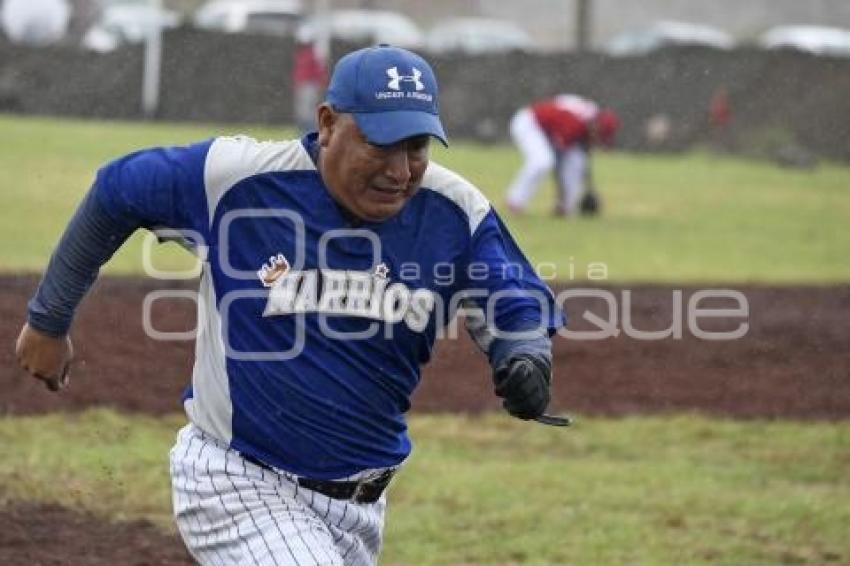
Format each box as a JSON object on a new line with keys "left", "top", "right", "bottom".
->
{"left": 0, "top": 501, "right": 192, "bottom": 565}
{"left": 2, "top": 275, "right": 849, "bottom": 419}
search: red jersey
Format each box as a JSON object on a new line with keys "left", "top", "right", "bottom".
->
{"left": 292, "top": 44, "right": 328, "bottom": 87}
{"left": 710, "top": 88, "right": 731, "bottom": 128}
{"left": 530, "top": 99, "right": 590, "bottom": 149}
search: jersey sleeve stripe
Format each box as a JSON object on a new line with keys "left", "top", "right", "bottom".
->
{"left": 420, "top": 161, "right": 491, "bottom": 234}
{"left": 184, "top": 265, "right": 234, "bottom": 444}
{"left": 203, "top": 136, "right": 317, "bottom": 227}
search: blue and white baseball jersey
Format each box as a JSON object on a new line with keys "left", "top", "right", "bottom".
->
{"left": 89, "top": 133, "right": 564, "bottom": 479}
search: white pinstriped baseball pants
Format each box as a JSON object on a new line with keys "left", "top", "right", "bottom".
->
{"left": 170, "top": 424, "right": 388, "bottom": 566}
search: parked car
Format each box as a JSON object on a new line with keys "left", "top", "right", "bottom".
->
{"left": 298, "top": 9, "right": 424, "bottom": 49}
{"left": 757, "top": 25, "right": 850, "bottom": 57}
{"left": 82, "top": 1, "right": 181, "bottom": 52}
{"left": 425, "top": 17, "right": 535, "bottom": 55}
{"left": 192, "top": 0, "right": 303, "bottom": 37}
{"left": 1, "top": 0, "right": 71, "bottom": 47}
{"left": 604, "top": 21, "right": 734, "bottom": 56}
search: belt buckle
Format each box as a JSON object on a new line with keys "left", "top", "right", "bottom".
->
{"left": 350, "top": 477, "right": 369, "bottom": 503}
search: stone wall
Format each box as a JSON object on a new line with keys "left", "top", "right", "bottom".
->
{"left": 1, "top": 29, "right": 848, "bottom": 160}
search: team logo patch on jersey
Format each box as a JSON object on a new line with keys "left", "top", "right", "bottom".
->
{"left": 258, "top": 256, "right": 435, "bottom": 332}
{"left": 258, "top": 254, "right": 291, "bottom": 287}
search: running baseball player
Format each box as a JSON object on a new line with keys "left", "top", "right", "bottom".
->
{"left": 15, "top": 45, "right": 565, "bottom": 565}
{"left": 505, "top": 94, "right": 619, "bottom": 216}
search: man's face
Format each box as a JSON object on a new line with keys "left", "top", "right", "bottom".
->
{"left": 317, "top": 105, "right": 431, "bottom": 222}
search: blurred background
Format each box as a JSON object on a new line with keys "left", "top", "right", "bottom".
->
{"left": 2, "top": 0, "right": 849, "bottom": 163}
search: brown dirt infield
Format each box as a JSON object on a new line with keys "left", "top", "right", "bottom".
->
{"left": 1, "top": 275, "right": 848, "bottom": 563}
{"left": 3, "top": 275, "right": 849, "bottom": 419}
{"left": 0, "top": 502, "right": 193, "bottom": 565}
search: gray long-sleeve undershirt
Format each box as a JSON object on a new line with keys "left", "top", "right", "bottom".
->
{"left": 27, "top": 186, "right": 139, "bottom": 337}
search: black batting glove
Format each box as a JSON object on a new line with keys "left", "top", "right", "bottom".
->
{"left": 493, "top": 355, "right": 551, "bottom": 420}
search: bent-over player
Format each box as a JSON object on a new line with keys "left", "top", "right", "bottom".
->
{"left": 15, "top": 45, "right": 565, "bottom": 565}
{"left": 506, "top": 93, "right": 619, "bottom": 216}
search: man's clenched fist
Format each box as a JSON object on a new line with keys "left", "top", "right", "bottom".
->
{"left": 15, "top": 323, "right": 73, "bottom": 391}
{"left": 493, "top": 355, "right": 551, "bottom": 420}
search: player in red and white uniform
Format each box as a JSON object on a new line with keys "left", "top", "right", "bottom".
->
{"left": 506, "top": 94, "right": 619, "bottom": 216}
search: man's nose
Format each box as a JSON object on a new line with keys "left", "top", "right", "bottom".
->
{"left": 384, "top": 148, "right": 411, "bottom": 186}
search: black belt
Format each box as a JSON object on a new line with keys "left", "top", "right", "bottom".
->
{"left": 242, "top": 454, "right": 395, "bottom": 504}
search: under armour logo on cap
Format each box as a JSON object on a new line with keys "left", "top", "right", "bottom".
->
{"left": 386, "top": 66, "right": 424, "bottom": 91}
{"left": 325, "top": 45, "right": 448, "bottom": 146}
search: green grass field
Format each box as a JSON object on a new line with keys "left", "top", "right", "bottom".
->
{"left": 2, "top": 113, "right": 849, "bottom": 282}
{"left": 1, "top": 410, "right": 847, "bottom": 565}
{"left": 1, "top": 114, "right": 849, "bottom": 564}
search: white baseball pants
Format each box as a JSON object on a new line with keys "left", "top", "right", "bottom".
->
{"left": 505, "top": 108, "right": 588, "bottom": 214}
{"left": 170, "top": 424, "right": 388, "bottom": 566}
{"left": 506, "top": 108, "right": 555, "bottom": 210}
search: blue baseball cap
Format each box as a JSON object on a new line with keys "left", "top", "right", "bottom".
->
{"left": 326, "top": 45, "right": 448, "bottom": 146}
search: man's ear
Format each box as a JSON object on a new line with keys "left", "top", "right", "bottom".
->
{"left": 317, "top": 104, "right": 336, "bottom": 147}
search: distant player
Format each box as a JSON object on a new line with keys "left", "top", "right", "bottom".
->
{"left": 292, "top": 27, "right": 328, "bottom": 135}
{"left": 506, "top": 94, "right": 619, "bottom": 216}
{"left": 15, "top": 45, "right": 565, "bottom": 564}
